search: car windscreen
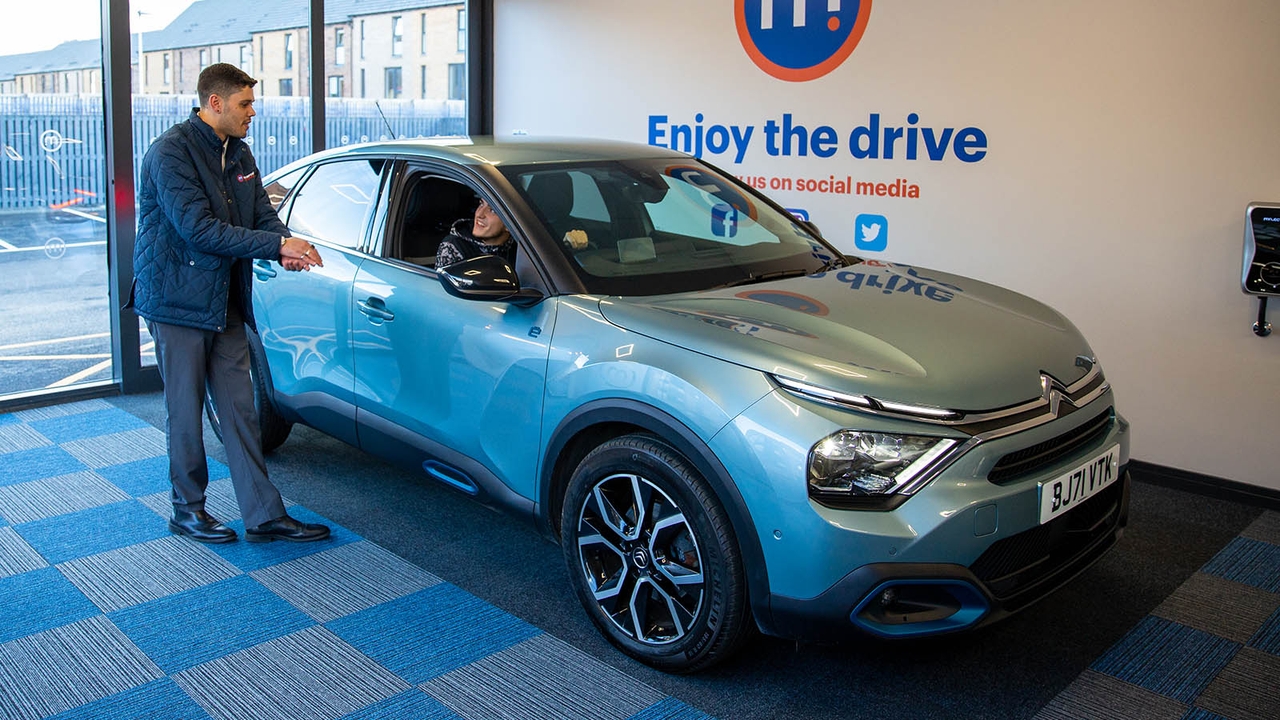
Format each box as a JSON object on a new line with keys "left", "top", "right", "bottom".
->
{"left": 501, "top": 159, "right": 842, "bottom": 296}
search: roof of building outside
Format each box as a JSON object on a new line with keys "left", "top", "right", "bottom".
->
{"left": 142, "top": 0, "right": 463, "bottom": 49}
{"left": 0, "top": 0, "right": 464, "bottom": 76}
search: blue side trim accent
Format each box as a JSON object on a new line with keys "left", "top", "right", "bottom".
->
{"left": 424, "top": 460, "right": 479, "bottom": 496}
{"left": 850, "top": 579, "right": 989, "bottom": 638}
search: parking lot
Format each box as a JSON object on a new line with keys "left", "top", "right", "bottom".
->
{"left": 0, "top": 206, "right": 151, "bottom": 397}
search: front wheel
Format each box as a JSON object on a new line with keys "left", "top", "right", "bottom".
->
{"left": 560, "top": 434, "right": 751, "bottom": 673}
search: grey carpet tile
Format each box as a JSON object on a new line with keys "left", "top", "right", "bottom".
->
{"left": 0, "top": 526, "right": 48, "bottom": 578}
{"left": 251, "top": 540, "right": 442, "bottom": 623}
{"left": 173, "top": 626, "right": 409, "bottom": 720}
{"left": 0, "top": 615, "right": 163, "bottom": 720}
{"left": 138, "top": 480, "right": 298, "bottom": 522}
{"left": 1193, "top": 647, "right": 1280, "bottom": 720}
{"left": 13, "top": 399, "right": 114, "bottom": 422}
{"left": 61, "top": 426, "right": 167, "bottom": 469}
{"left": 0, "top": 470, "right": 131, "bottom": 524}
{"left": 1241, "top": 510, "right": 1280, "bottom": 546}
{"left": 57, "top": 535, "right": 242, "bottom": 613}
{"left": 422, "top": 633, "right": 665, "bottom": 720}
{"left": 137, "top": 490, "right": 177, "bottom": 518}
{"left": 0, "top": 422, "right": 52, "bottom": 455}
{"left": 1152, "top": 572, "right": 1280, "bottom": 645}
{"left": 1031, "top": 670, "right": 1188, "bottom": 720}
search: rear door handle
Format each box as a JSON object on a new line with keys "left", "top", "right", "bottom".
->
{"left": 252, "top": 260, "right": 277, "bottom": 280}
{"left": 358, "top": 297, "right": 395, "bottom": 323}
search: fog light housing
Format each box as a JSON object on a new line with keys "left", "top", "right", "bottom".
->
{"left": 808, "top": 431, "right": 956, "bottom": 506}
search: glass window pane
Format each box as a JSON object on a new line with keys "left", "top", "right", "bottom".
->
{"left": 286, "top": 160, "right": 384, "bottom": 248}
{"left": 0, "top": 0, "right": 110, "bottom": 397}
{"left": 132, "top": 0, "right": 312, "bottom": 368}
{"left": 327, "top": 2, "right": 468, "bottom": 147}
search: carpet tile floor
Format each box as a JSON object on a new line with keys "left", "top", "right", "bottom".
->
{"left": 2, "top": 398, "right": 1278, "bottom": 720}
{"left": 0, "top": 400, "right": 713, "bottom": 720}
{"left": 1035, "top": 510, "right": 1280, "bottom": 720}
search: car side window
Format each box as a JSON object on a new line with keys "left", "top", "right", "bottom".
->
{"left": 287, "top": 159, "right": 384, "bottom": 249}
{"left": 263, "top": 167, "right": 307, "bottom": 212}
{"left": 395, "top": 174, "right": 479, "bottom": 266}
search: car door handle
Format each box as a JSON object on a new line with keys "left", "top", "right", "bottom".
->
{"left": 358, "top": 297, "right": 395, "bottom": 322}
{"left": 252, "top": 260, "right": 277, "bottom": 280}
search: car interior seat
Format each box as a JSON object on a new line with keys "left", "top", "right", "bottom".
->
{"left": 399, "top": 177, "right": 470, "bottom": 266}
{"left": 524, "top": 172, "right": 575, "bottom": 244}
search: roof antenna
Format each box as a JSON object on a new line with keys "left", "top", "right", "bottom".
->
{"left": 374, "top": 101, "right": 398, "bottom": 140}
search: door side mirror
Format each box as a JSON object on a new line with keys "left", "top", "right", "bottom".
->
{"left": 437, "top": 255, "right": 544, "bottom": 306}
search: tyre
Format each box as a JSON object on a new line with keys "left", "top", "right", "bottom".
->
{"left": 204, "top": 333, "right": 291, "bottom": 453}
{"left": 561, "top": 433, "right": 751, "bottom": 672}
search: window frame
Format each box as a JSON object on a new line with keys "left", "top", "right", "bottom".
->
{"left": 391, "top": 15, "right": 404, "bottom": 57}
{"left": 0, "top": 0, "right": 494, "bottom": 412}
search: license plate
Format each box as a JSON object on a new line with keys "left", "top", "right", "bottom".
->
{"left": 1038, "top": 445, "right": 1120, "bottom": 524}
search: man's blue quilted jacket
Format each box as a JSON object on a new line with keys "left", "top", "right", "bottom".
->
{"left": 131, "top": 109, "right": 288, "bottom": 332}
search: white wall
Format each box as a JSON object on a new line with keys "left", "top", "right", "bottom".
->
{"left": 494, "top": 0, "right": 1280, "bottom": 491}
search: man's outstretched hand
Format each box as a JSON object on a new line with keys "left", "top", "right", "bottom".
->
{"left": 280, "top": 237, "right": 323, "bottom": 271}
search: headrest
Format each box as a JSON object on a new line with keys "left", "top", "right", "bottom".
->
{"left": 525, "top": 172, "right": 574, "bottom": 223}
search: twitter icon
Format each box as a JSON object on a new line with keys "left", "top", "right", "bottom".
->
{"left": 854, "top": 213, "right": 888, "bottom": 252}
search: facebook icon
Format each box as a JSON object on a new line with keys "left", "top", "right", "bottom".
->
{"left": 854, "top": 213, "right": 887, "bottom": 251}
{"left": 712, "top": 203, "right": 739, "bottom": 238}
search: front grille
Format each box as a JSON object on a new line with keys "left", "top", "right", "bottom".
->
{"left": 969, "top": 481, "right": 1124, "bottom": 607}
{"left": 988, "top": 407, "right": 1113, "bottom": 484}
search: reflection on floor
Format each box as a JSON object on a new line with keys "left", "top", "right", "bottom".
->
{"left": 0, "top": 399, "right": 710, "bottom": 720}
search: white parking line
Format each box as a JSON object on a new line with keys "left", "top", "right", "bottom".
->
{"left": 42, "top": 341, "right": 154, "bottom": 389}
{"left": 0, "top": 332, "right": 110, "bottom": 351}
{"left": 60, "top": 208, "right": 107, "bottom": 223}
{"left": 46, "top": 357, "right": 113, "bottom": 388}
{"left": 0, "top": 354, "right": 111, "bottom": 361}
{"left": 0, "top": 240, "right": 106, "bottom": 254}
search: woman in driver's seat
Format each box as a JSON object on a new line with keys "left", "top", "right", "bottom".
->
{"left": 436, "top": 198, "right": 516, "bottom": 268}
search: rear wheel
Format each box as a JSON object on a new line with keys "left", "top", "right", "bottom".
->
{"left": 204, "top": 333, "right": 291, "bottom": 453}
{"left": 560, "top": 434, "right": 751, "bottom": 672}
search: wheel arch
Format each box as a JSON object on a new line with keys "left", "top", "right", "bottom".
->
{"left": 540, "top": 399, "right": 772, "bottom": 629}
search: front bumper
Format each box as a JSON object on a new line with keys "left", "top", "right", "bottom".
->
{"left": 712, "top": 385, "right": 1132, "bottom": 642}
{"left": 763, "top": 470, "right": 1129, "bottom": 641}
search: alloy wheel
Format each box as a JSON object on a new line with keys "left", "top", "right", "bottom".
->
{"left": 574, "top": 472, "right": 705, "bottom": 645}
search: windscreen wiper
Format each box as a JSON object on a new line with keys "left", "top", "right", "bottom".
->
{"left": 714, "top": 267, "right": 814, "bottom": 289}
{"left": 815, "top": 256, "right": 849, "bottom": 272}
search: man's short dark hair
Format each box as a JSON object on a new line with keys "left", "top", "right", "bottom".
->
{"left": 197, "top": 63, "right": 257, "bottom": 108}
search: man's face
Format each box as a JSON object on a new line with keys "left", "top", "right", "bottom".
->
{"left": 472, "top": 199, "right": 508, "bottom": 242}
{"left": 210, "top": 86, "right": 256, "bottom": 139}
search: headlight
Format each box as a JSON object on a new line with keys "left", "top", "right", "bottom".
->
{"left": 808, "top": 431, "right": 958, "bottom": 507}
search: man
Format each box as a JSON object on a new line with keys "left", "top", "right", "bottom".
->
{"left": 435, "top": 198, "right": 517, "bottom": 267}
{"left": 131, "top": 63, "right": 328, "bottom": 544}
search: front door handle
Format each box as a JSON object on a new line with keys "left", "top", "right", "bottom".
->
{"left": 253, "top": 260, "right": 277, "bottom": 280}
{"left": 358, "top": 297, "right": 395, "bottom": 323}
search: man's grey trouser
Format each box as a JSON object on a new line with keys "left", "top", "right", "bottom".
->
{"left": 147, "top": 302, "right": 286, "bottom": 529}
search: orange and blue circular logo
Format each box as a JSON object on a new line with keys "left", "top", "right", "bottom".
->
{"left": 735, "top": 0, "right": 873, "bottom": 82}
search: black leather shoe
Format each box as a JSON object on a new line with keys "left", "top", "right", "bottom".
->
{"left": 245, "top": 514, "right": 331, "bottom": 543}
{"left": 169, "top": 508, "right": 237, "bottom": 543}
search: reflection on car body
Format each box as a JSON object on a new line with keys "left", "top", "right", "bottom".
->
{"left": 207, "top": 136, "right": 1131, "bottom": 672}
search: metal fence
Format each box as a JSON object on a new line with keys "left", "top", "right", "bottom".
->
{"left": 0, "top": 94, "right": 466, "bottom": 211}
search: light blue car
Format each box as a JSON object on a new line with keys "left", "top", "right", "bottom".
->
{"left": 209, "top": 137, "right": 1131, "bottom": 672}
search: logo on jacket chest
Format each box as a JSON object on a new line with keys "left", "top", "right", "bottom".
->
{"left": 236, "top": 171, "right": 256, "bottom": 183}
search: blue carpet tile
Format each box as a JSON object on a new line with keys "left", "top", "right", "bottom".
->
{"left": 1036, "top": 510, "right": 1280, "bottom": 720}
{"left": 0, "top": 401, "right": 711, "bottom": 720}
